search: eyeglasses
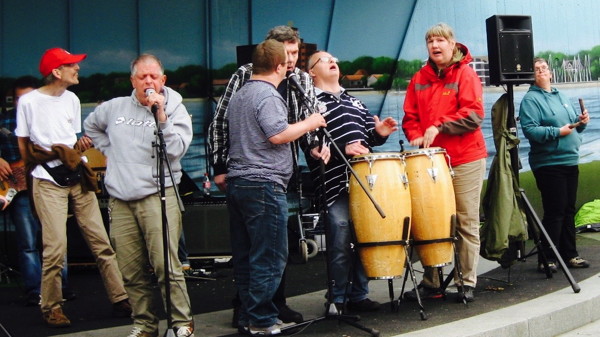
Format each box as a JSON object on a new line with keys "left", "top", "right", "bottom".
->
{"left": 310, "top": 56, "right": 339, "bottom": 70}
{"left": 534, "top": 66, "right": 549, "bottom": 73}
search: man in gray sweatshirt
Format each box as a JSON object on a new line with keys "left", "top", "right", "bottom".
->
{"left": 84, "top": 54, "right": 194, "bottom": 337}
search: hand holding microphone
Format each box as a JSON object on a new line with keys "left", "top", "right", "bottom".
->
{"left": 569, "top": 98, "right": 590, "bottom": 129}
{"left": 145, "top": 88, "right": 166, "bottom": 122}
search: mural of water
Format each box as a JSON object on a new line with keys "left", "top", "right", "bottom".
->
{"left": 81, "top": 83, "right": 600, "bottom": 187}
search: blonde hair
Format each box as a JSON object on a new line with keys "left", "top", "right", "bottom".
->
{"left": 425, "top": 22, "right": 455, "bottom": 42}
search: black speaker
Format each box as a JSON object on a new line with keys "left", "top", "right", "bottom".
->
{"left": 486, "top": 15, "right": 535, "bottom": 85}
{"left": 182, "top": 197, "right": 231, "bottom": 256}
{"left": 236, "top": 44, "right": 257, "bottom": 67}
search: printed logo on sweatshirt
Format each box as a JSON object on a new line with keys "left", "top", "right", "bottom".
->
{"left": 115, "top": 116, "right": 156, "bottom": 128}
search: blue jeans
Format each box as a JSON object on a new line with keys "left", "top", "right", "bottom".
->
{"left": 326, "top": 193, "right": 369, "bottom": 304}
{"left": 9, "top": 192, "right": 68, "bottom": 296}
{"left": 227, "top": 178, "right": 288, "bottom": 328}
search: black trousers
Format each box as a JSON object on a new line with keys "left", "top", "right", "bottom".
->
{"left": 533, "top": 165, "right": 579, "bottom": 262}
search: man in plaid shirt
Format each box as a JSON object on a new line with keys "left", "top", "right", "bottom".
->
{"left": 208, "top": 25, "right": 318, "bottom": 329}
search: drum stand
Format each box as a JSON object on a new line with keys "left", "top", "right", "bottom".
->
{"left": 398, "top": 214, "right": 469, "bottom": 319}
{"left": 379, "top": 217, "right": 429, "bottom": 320}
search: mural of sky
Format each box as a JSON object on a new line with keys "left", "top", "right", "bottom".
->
{"left": 1, "top": 0, "right": 599, "bottom": 77}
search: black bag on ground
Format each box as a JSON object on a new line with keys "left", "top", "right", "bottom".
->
{"left": 42, "top": 162, "right": 82, "bottom": 187}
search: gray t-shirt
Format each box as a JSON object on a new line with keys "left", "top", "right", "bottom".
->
{"left": 227, "top": 80, "right": 292, "bottom": 187}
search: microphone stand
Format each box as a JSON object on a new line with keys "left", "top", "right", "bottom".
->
{"left": 151, "top": 106, "right": 186, "bottom": 337}
{"left": 282, "top": 93, "right": 380, "bottom": 336}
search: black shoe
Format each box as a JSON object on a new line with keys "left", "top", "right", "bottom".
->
{"left": 537, "top": 261, "right": 558, "bottom": 273}
{"left": 62, "top": 287, "right": 76, "bottom": 301}
{"left": 26, "top": 292, "right": 40, "bottom": 306}
{"left": 237, "top": 324, "right": 249, "bottom": 335}
{"left": 277, "top": 304, "right": 303, "bottom": 323}
{"left": 567, "top": 257, "right": 590, "bottom": 268}
{"left": 231, "top": 305, "right": 240, "bottom": 328}
{"left": 456, "top": 286, "right": 475, "bottom": 303}
{"left": 112, "top": 299, "right": 132, "bottom": 318}
{"left": 403, "top": 285, "right": 443, "bottom": 301}
{"left": 346, "top": 298, "right": 380, "bottom": 312}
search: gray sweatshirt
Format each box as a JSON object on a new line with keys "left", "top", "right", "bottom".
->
{"left": 84, "top": 87, "right": 192, "bottom": 201}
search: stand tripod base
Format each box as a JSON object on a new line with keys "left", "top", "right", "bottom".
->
{"left": 289, "top": 303, "right": 380, "bottom": 337}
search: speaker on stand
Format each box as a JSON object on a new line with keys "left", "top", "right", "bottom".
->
{"left": 486, "top": 15, "right": 535, "bottom": 86}
{"left": 484, "top": 15, "right": 581, "bottom": 292}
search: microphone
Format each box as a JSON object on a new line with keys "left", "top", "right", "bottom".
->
{"left": 286, "top": 71, "right": 311, "bottom": 102}
{"left": 145, "top": 88, "right": 159, "bottom": 114}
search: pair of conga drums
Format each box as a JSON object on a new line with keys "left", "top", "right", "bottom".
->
{"left": 348, "top": 147, "right": 456, "bottom": 279}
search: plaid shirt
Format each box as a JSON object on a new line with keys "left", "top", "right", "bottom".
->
{"left": 208, "top": 64, "right": 318, "bottom": 175}
{"left": 0, "top": 108, "right": 22, "bottom": 163}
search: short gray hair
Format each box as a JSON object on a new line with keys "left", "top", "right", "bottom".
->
{"left": 130, "top": 54, "right": 164, "bottom": 76}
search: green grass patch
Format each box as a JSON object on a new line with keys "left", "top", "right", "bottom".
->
{"left": 483, "top": 160, "right": 600, "bottom": 216}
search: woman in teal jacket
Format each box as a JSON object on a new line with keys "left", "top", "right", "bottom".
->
{"left": 519, "top": 57, "right": 590, "bottom": 272}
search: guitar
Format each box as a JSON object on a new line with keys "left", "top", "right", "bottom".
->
{"left": 82, "top": 148, "right": 108, "bottom": 197}
{"left": 0, "top": 160, "right": 27, "bottom": 210}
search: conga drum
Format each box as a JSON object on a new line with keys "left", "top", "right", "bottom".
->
{"left": 348, "top": 153, "right": 411, "bottom": 279}
{"left": 403, "top": 147, "right": 456, "bottom": 267}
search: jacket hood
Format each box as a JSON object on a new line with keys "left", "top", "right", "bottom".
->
{"left": 426, "top": 42, "right": 472, "bottom": 78}
{"left": 527, "top": 84, "right": 558, "bottom": 95}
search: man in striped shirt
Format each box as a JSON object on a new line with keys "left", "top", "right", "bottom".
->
{"left": 304, "top": 51, "right": 399, "bottom": 312}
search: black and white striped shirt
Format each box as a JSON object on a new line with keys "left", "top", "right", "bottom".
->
{"left": 303, "top": 88, "right": 387, "bottom": 207}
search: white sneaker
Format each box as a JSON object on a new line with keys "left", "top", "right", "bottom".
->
{"left": 126, "top": 327, "right": 158, "bottom": 337}
{"left": 175, "top": 322, "right": 194, "bottom": 337}
{"left": 249, "top": 319, "right": 294, "bottom": 336}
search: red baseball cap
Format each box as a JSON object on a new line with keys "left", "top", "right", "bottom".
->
{"left": 39, "top": 48, "right": 87, "bottom": 77}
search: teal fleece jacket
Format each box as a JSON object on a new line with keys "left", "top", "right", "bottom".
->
{"left": 519, "top": 84, "right": 586, "bottom": 171}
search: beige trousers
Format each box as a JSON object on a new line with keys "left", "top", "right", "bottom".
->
{"left": 32, "top": 178, "right": 127, "bottom": 312}
{"left": 109, "top": 187, "right": 192, "bottom": 332}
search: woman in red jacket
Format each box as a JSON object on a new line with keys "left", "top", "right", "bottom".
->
{"left": 402, "top": 22, "right": 487, "bottom": 303}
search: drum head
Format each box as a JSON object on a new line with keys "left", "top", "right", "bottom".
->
{"left": 401, "top": 147, "right": 446, "bottom": 158}
{"left": 349, "top": 152, "right": 403, "bottom": 163}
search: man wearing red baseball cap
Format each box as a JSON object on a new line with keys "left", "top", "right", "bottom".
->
{"left": 15, "top": 47, "right": 131, "bottom": 328}
{"left": 38, "top": 48, "right": 87, "bottom": 77}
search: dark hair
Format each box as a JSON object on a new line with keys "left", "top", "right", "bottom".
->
{"left": 265, "top": 25, "right": 301, "bottom": 44}
{"left": 533, "top": 57, "right": 548, "bottom": 66}
{"left": 13, "top": 75, "right": 40, "bottom": 97}
{"left": 252, "top": 39, "right": 286, "bottom": 75}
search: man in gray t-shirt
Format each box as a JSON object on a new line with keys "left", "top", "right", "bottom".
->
{"left": 226, "top": 39, "right": 325, "bottom": 335}
{"left": 227, "top": 80, "right": 292, "bottom": 188}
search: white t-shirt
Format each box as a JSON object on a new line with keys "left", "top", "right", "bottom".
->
{"left": 15, "top": 89, "right": 81, "bottom": 183}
